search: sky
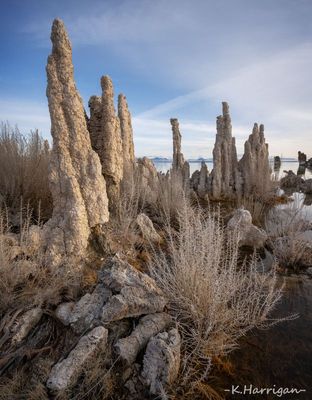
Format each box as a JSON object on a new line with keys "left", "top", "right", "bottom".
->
{"left": 0, "top": 0, "right": 311, "bottom": 158}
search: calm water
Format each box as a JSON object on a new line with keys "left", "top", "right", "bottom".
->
{"left": 154, "top": 160, "right": 312, "bottom": 179}
{"left": 219, "top": 274, "right": 312, "bottom": 399}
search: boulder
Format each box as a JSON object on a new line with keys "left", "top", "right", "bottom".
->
{"left": 47, "top": 326, "right": 108, "bottom": 392}
{"left": 115, "top": 312, "right": 172, "bottom": 364}
{"left": 100, "top": 257, "right": 167, "bottom": 322}
{"left": 227, "top": 208, "right": 267, "bottom": 248}
{"left": 142, "top": 328, "right": 181, "bottom": 395}
{"left": 55, "top": 284, "right": 111, "bottom": 333}
{"left": 136, "top": 213, "right": 162, "bottom": 244}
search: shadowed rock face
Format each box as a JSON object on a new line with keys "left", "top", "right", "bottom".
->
{"left": 239, "top": 123, "right": 271, "bottom": 197}
{"left": 212, "top": 102, "right": 242, "bottom": 199}
{"left": 118, "top": 94, "right": 135, "bottom": 169}
{"left": 44, "top": 19, "right": 109, "bottom": 266}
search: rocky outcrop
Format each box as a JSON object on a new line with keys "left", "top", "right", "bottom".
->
{"left": 171, "top": 118, "right": 185, "bottom": 172}
{"left": 227, "top": 208, "right": 267, "bottom": 248}
{"left": 142, "top": 328, "right": 181, "bottom": 395}
{"left": 198, "top": 161, "right": 209, "bottom": 199}
{"left": 55, "top": 284, "right": 112, "bottom": 334}
{"left": 298, "top": 151, "right": 307, "bottom": 165}
{"left": 274, "top": 156, "right": 281, "bottom": 170}
{"left": 88, "top": 95, "right": 102, "bottom": 152}
{"left": 100, "top": 257, "right": 167, "bottom": 322}
{"left": 115, "top": 312, "right": 172, "bottom": 364}
{"left": 136, "top": 213, "right": 162, "bottom": 244}
{"left": 47, "top": 326, "right": 108, "bottom": 392}
{"left": 280, "top": 170, "right": 304, "bottom": 192}
{"left": 100, "top": 76, "right": 124, "bottom": 212}
{"left": 211, "top": 102, "right": 242, "bottom": 199}
{"left": 118, "top": 94, "right": 135, "bottom": 169}
{"left": 44, "top": 19, "right": 109, "bottom": 265}
{"left": 239, "top": 124, "right": 271, "bottom": 197}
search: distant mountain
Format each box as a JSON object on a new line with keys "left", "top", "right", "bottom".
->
{"left": 151, "top": 157, "right": 171, "bottom": 162}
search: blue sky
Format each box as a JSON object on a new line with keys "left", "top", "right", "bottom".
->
{"left": 0, "top": 0, "right": 312, "bottom": 158}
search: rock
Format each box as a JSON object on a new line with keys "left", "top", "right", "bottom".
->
{"left": 11, "top": 308, "right": 43, "bottom": 344}
{"left": 55, "top": 302, "right": 75, "bottom": 326}
{"left": 55, "top": 284, "right": 111, "bottom": 333}
{"left": 302, "top": 179, "right": 312, "bottom": 194}
{"left": 171, "top": 118, "right": 190, "bottom": 189}
{"left": 198, "top": 161, "right": 209, "bottom": 199}
{"left": 47, "top": 326, "right": 108, "bottom": 392}
{"left": 212, "top": 102, "right": 242, "bottom": 199}
{"left": 100, "top": 76, "right": 124, "bottom": 213}
{"left": 118, "top": 94, "right": 135, "bottom": 170}
{"left": 171, "top": 118, "right": 185, "bottom": 172}
{"left": 280, "top": 170, "right": 304, "bottom": 191}
{"left": 100, "top": 257, "right": 167, "bottom": 322}
{"left": 227, "top": 208, "right": 267, "bottom": 248}
{"left": 274, "top": 156, "right": 281, "bottom": 170}
{"left": 298, "top": 151, "right": 307, "bottom": 165}
{"left": 44, "top": 19, "right": 109, "bottom": 266}
{"left": 142, "top": 328, "right": 181, "bottom": 395}
{"left": 115, "top": 312, "right": 172, "bottom": 364}
{"left": 239, "top": 123, "right": 271, "bottom": 197}
{"left": 137, "top": 157, "right": 159, "bottom": 189}
{"left": 256, "top": 249, "right": 275, "bottom": 273}
{"left": 136, "top": 213, "right": 162, "bottom": 244}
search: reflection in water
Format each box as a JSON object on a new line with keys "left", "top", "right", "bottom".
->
{"left": 219, "top": 275, "right": 312, "bottom": 399}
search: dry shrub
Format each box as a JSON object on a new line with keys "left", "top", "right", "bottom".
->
{"left": 0, "top": 212, "right": 82, "bottom": 317}
{"left": 0, "top": 122, "right": 52, "bottom": 222}
{"left": 149, "top": 201, "right": 286, "bottom": 395}
{"left": 265, "top": 202, "right": 311, "bottom": 269}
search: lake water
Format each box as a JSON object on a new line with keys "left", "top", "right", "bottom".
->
{"left": 153, "top": 160, "right": 312, "bottom": 179}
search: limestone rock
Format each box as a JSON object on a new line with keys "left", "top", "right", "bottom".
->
{"left": 44, "top": 19, "right": 109, "bottom": 266}
{"left": 11, "top": 308, "right": 43, "bottom": 344}
{"left": 136, "top": 213, "right": 162, "bottom": 244}
{"left": 212, "top": 102, "right": 242, "bottom": 199}
{"left": 118, "top": 94, "right": 135, "bottom": 169}
{"left": 171, "top": 118, "right": 185, "bottom": 171}
{"left": 55, "top": 284, "right": 111, "bottom": 333}
{"left": 100, "top": 76, "right": 124, "bottom": 212}
{"left": 198, "top": 161, "right": 209, "bottom": 199}
{"left": 55, "top": 302, "right": 75, "bottom": 326}
{"left": 142, "top": 328, "right": 181, "bottom": 395}
{"left": 302, "top": 179, "right": 312, "bottom": 194}
{"left": 115, "top": 312, "right": 172, "bottom": 364}
{"left": 239, "top": 123, "right": 271, "bottom": 197}
{"left": 280, "top": 171, "right": 304, "bottom": 191}
{"left": 47, "top": 326, "right": 108, "bottom": 392}
{"left": 88, "top": 95, "right": 102, "bottom": 152}
{"left": 298, "top": 151, "right": 307, "bottom": 165}
{"left": 100, "top": 257, "right": 167, "bottom": 322}
{"left": 274, "top": 156, "right": 281, "bottom": 170}
{"left": 227, "top": 208, "right": 267, "bottom": 248}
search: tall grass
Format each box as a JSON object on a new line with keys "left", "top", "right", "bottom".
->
{"left": 149, "top": 201, "right": 285, "bottom": 391}
{"left": 0, "top": 122, "right": 52, "bottom": 222}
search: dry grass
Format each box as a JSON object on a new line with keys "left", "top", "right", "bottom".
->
{"left": 0, "top": 122, "right": 52, "bottom": 222}
{"left": 149, "top": 201, "right": 286, "bottom": 396}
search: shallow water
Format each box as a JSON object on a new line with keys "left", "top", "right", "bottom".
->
{"left": 154, "top": 160, "right": 312, "bottom": 179}
{"left": 218, "top": 274, "right": 312, "bottom": 399}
